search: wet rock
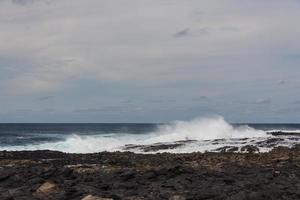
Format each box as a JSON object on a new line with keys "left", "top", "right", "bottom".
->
{"left": 241, "top": 145, "right": 259, "bottom": 153}
{"left": 81, "top": 195, "right": 113, "bottom": 200}
{"left": 256, "top": 138, "right": 284, "bottom": 147}
{"left": 265, "top": 138, "right": 284, "bottom": 144}
{"left": 268, "top": 131, "right": 300, "bottom": 136}
{"left": 214, "top": 146, "right": 239, "bottom": 153}
{"left": 124, "top": 140, "right": 196, "bottom": 152}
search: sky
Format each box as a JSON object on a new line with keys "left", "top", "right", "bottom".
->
{"left": 1, "top": 0, "right": 300, "bottom": 123}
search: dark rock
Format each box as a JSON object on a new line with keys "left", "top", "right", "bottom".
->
{"left": 120, "top": 171, "right": 136, "bottom": 181}
{"left": 256, "top": 138, "right": 284, "bottom": 147}
{"left": 61, "top": 167, "right": 73, "bottom": 177}
{"left": 0, "top": 173, "right": 12, "bottom": 182}
{"left": 1, "top": 149, "right": 300, "bottom": 199}
{"left": 169, "top": 195, "right": 186, "bottom": 200}
{"left": 268, "top": 131, "right": 300, "bottom": 136}
{"left": 214, "top": 146, "right": 239, "bottom": 153}
{"left": 123, "top": 140, "right": 197, "bottom": 152}
{"left": 81, "top": 195, "right": 113, "bottom": 200}
{"left": 241, "top": 145, "right": 259, "bottom": 153}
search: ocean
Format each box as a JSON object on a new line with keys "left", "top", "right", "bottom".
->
{"left": 1, "top": 117, "right": 300, "bottom": 153}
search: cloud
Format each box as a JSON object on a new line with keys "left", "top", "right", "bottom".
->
{"left": 150, "top": 100, "right": 163, "bottom": 103}
{"left": 15, "top": 109, "right": 33, "bottom": 113}
{"left": 1, "top": 0, "right": 300, "bottom": 122}
{"left": 73, "top": 108, "right": 103, "bottom": 113}
{"left": 173, "top": 28, "right": 190, "bottom": 38}
{"left": 252, "top": 98, "right": 272, "bottom": 105}
{"left": 11, "top": 0, "right": 54, "bottom": 6}
{"left": 293, "top": 100, "right": 300, "bottom": 105}
{"left": 42, "top": 108, "right": 55, "bottom": 112}
{"left": 10, "top": 108, "right": 55, "bottom": 115}
{"left": 2, "top": 0, "right": 300, "bottom": 95}
{"left": 38, "top": 95, "right": 54, "bottom": 101}
{"left": 219, "top": 26, "right": 240, "bottom": 32}
{"left": 11, "top": 0, "right": 35, "bottom": 5}
{"left": 275, "top": 107, "right": 300, "bottom": 115}
{"left": 167, "top": 99, "right": 177, "bottom": 103}
{"left": 278, "top": 80, "right": 286, "bottom": 85}
{"left": 120, "top": 100, "right": 132, "bottom": 104}
{"left": 192, "top": 96, "right": 208, "bottom": 101}
{"left": 237, "top": 98, "right": 272, "bottom": 105}
{"left": 73, "top": 106, "right": 141, "bottom": 113}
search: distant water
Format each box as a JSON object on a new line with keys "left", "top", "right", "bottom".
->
{"left": 1, "top": 117, "right": 300, "bottom": 153}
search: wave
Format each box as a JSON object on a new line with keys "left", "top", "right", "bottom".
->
{"left": 0, "top": 116, "right": 269, "bottom": 153}
{"left": 147, "top": 117, "right": 266, "bottom": 143}
{"left": 266, "top": 129, "right": 300, "bottom": 133}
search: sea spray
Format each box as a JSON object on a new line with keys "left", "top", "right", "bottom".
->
{"left": 0, "top": 116, "right": 272, "bottom": 153}
{"left": 146, "top": 116, "right": 266, "bottom": 143}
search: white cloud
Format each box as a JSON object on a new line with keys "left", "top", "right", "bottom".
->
{"left": 1, "top": 0, "right": 300, "bottom": 96}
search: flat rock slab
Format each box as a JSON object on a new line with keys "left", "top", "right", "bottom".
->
{"left": 35, "top": 181, "right": 59, "bottom": 196}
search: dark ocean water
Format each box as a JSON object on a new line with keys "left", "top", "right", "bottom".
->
{"left": 0, "top": 123, "right": 157, "bottom": 146}
{"left": 1, "top": 119, "right": 300, "bottom": 153}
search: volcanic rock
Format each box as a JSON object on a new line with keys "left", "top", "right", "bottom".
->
{"left": 240, "top": 145, "right": 259, "bottom": 153}
{"left": 169, "top": 195, "right": 186, "bottom": 200}
{"left": 1, "top": 148, "right": 300, "bottom": 199}
{"left": 35, "top": 181, "right": 59, "bottom": 197}
{"left": 82, "top": 195, "right": 113, "bottom": 200}
{"left": 214, "top": 146, "right": 239, "bottom": 153}
{"left": 268, "top": 131, "right": 300, "bottom": 136}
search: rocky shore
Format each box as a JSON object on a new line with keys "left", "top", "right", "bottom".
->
{"left": 1, "top": 146, "right": 300, "bottom": 200}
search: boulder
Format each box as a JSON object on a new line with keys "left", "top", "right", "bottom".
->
{"left": 82, "top": 194, "right": 114, "bottom": 200}
{"left": 169, "top": 195, "right": 186, "bottom": 200}
{"left": 35, "top": 181, "right": 59, "bottom": 196}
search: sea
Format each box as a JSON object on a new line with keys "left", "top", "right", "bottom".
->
{"left": 1, "top": 117, "right": 300, "bottom": 153}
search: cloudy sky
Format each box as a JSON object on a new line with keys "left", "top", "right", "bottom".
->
{"left": 1, "top": 0, "right": 300, "bottom": 123}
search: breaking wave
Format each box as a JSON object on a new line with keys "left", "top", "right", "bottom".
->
{"left": 147, "top": 117, "right": 266, "bottom": 143}
{"left": 0, "top": 116, "right": 271, "bottom": 153}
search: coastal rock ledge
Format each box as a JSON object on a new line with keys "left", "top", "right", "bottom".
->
{"left": 1, "top": 146, "right": 300, "bottom": 199}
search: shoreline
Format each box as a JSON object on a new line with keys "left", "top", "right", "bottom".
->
{"left": 1, "top": 147, "right": 300, "bottom": 199}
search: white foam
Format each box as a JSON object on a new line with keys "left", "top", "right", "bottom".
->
{"left": 145, "top": 117, "right": 266, "bottom": 143}
{"left": 0, "top": 116, "right": 270, "bottom": 153}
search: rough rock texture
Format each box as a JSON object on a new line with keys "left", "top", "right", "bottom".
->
{"left": 1, "top": 146, "right": 300, "bottom": 199}
{"left": 82, "top": 195, "right": 113, "bottom": 200}
{"left": 268, "top": 131, "right": 300, "bottom": 136}
{"left": 35, "top": 181, "right": 59, "bottom": 198}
